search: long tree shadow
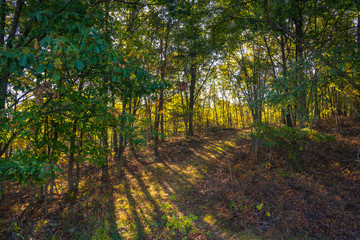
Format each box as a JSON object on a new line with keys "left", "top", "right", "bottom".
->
{"left": 139, "top": 135, "right": 241, "bottom": 238}
{"left": 166, "top": 133, "right": 246, "bottom": 237}
{"left": 58, "top": 179, "right": 124, "bottom": 239}
{"left": 124, "top": 164, "right": 165, "bottom": 230}
{"left": 120, "top": 169, "right": 146, "bottom": 239}
{"left": 109, "top": 130, "right": 244, "bottom": 239}
{"left": 142, "top": 163, "right": 229, "bottom": 239}
{"left": 96, "top": 183, "right": 124, "bottom": 240}
{"left": 113, "top": 160, "right": 175, "bottom": 239}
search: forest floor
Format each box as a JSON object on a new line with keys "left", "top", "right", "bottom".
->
{"left": 1, "top": 117, "right": 360, "bottom": 239}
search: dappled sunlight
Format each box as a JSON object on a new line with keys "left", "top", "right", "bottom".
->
{"left": 203, "top": 214, "right": 216, "bottom": 226}
{"left": 98, "top": 130, "right": 243, "bottom": 239}
{"left": 3, "top": 125, "right": 359, "bottom": 239}
{"left": 1, "top": 0, "right": 359, "bottom": 239}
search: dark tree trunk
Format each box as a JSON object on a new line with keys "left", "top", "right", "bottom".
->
{"left": 154, "top": 91, "right": 163, "bottom": 157}
{"left": 74, "top": 130, "right": 83, "bottom": 191}
{"left": 101, "top": 129, "right": 109, "bottom": 182}
{"left": 188, "top": 63, "right": 196, "bottom": 136}
{"left": 280, "top": 34, "right": 293, "bottom": 127}
{"left": 155, "top": 26, "right": 169, "bottom": 155}
{"left": 115, "top": 103, "right": 127, "bottom": 171}
{"left": 160, "top": 112, "right": 164, "bottom": 142}
{"left": 68, "top": 122, "right": 77, "bottom": 193}
{"left": 295, "top": 5, "right": 306, "bottom": 128}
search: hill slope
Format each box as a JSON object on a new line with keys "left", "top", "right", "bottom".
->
{"left": 1, "top": 124, "right": 360, "bottom": 239}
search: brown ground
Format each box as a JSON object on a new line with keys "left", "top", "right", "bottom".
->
{"left": 1, "top": 117, "right": 359, "bottom": 239}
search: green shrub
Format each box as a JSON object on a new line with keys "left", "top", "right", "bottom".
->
{"left": 92, "top": 224, "right": 110, "bottom": 240}
{"left": 161, "top": 202, "right": 198, "bottom": 239}
{"left": 251, "top": 122, "right": 335, "bottom": 168}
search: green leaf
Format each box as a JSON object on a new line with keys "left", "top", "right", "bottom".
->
{"left": 76, "top": 60, "right": 83, "bottom": 70}
{"left": 100, "top": 41, "right": 105, "bottom": 51}
{"left": 37, "top": 64, "right": 45, "bottom": 74}
{"left": 53, "top": 72, "right": 60, "bottom": 81}
{"left": 95, "top": 46, "right": 100, "bottom": 54}
{"left": 112, "top": 75, "right": 118, "bottom": 82}
{"left": 91, "top": 27, "right": 98, "bottom": 38}
{"left": 20, "top": 54, "right": 27, "bottom": 66}
{"left": 84, "top": 28, "right": 91, "bottom": 37}
{"left": 36, "top": 12, "right": 42, "bottom": 22}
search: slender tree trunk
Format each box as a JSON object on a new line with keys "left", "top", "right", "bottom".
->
{"left": 68, "top": 122, "right": 77, "bottom": 192}
{"left": 188, "top": 63, "right": 196, "bottom": 136}
{"left": 154, "top": 91, "right": 163, "bottom": 157}
{"left": 75, "top": 160, "right": 80, "bottom": 189}
{"left": 116, "top": 103, "right": 127, "bottom": 171}
{"left": 312, "top": 17, "right": 320, "bottom": 122}
{"left": 74, "top": 130, "right": 82, "bottom": 190}
{"left": 295, "top": 5, "right": 306, "bottom": 128}
{"left": 113, "top": 126, "right": 118, "bottom": 159}
{"left": 0, "top": 73, "right": 8, "bottom": 112}
{"left": 314, "top": 77, "right": 320, "bottom": 121}
{"left": 147, "top": 97, "right": 152, "bottom": 141}
{"left": 30, "top": 182, "right": 36, "bottom": 202}
{"left": 0, "top": 0, "right": 6, "bottom": 113}
{"left": 102, "top": 129, "right": 109, "bottom": 182}
{"left": 0, "top": 0, "right": 5, "bottom": 47}
{"left": 155, "top": 25, "right": 169, "bottom": 154}
{"left": 280, "top": 34, "right": 293, "bottom": 127}
{"left": 38, "top": 185, "right": 43, "bottom": 201}
{"left": 49, "top": 177, "right": 55, "bottom": 202}
{"left": 160, "top": 112, "right": 164, "bottom": 142}
{"left": 44, "top": 183, "right": 48, "bottom": 214}
{"left": 222, "top": 97, "right": 225, "bottom": 127}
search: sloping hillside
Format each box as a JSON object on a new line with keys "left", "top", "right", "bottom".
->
{"left": 1, "top": 121, "right": 360, "bottom": 239}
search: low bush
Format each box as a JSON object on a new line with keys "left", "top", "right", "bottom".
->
{"left": 251, "top": 122, "right": 335, "bottom": 169}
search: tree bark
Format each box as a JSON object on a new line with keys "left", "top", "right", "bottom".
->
{"left": 188, "top": 63, "right": 196, "bottom": 136}
{"left": 280, "top": 34, "right": 293, "bottom": 127}
{"left": 68, "top": 122, "right": 77, "bottom": 193}
{"left": 101, "top": 129, "right": 109, "bottom": 182}
{"left": 155, "top": 25, "right": 170, "bottom": 155}
{"left": 294, "top": 3, "right": 307, "bottom": 128}
{"left": 154, "top": 91, "right": 163, "bottom": 157}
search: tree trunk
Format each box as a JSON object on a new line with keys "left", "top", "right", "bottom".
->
{"left": 113, "top": 127, "right": 118, "bottom": 160}
{"left": 188, "top": 63, "right": 196, "bottom": 136}
{"left": 280, "top": 34, "right": 293, "bottom": 127}
{"left": 295, "top": 5, "right": 306, "bottom": 128}
{"left": 68, "top": 122, "right": 77, "bottom": 193}
{"left": 154, "top": 91, "right": 163, "bottom": 157}
{"left": 30, "top": 182, "right": 36, "bottom": 203}
{"left": 0, "top": 73, "right": 8, "bottom": 112}
{"left": 160, "top": 112, "right": 165, "bottom": 142}
{"left": 49, "top": 176, "right": 55, "bottom": 202}
{"left": 44, "top": 183, "right": 48, "bottom": 214}
{"left": 155, "top": 25, "right": 169, "bottom": 154}
{"left": 180, "top": 90, "right": 188, "bottom": 133}
{"left": 102, "top": 129, "right": 109, "bottom": 182}
{"left": 116, "top": 103, "right": 127, "bottom": 171}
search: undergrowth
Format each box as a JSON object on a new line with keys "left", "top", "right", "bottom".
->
{"left": 251, "top": 122, "right": 335, "bottom": 170}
